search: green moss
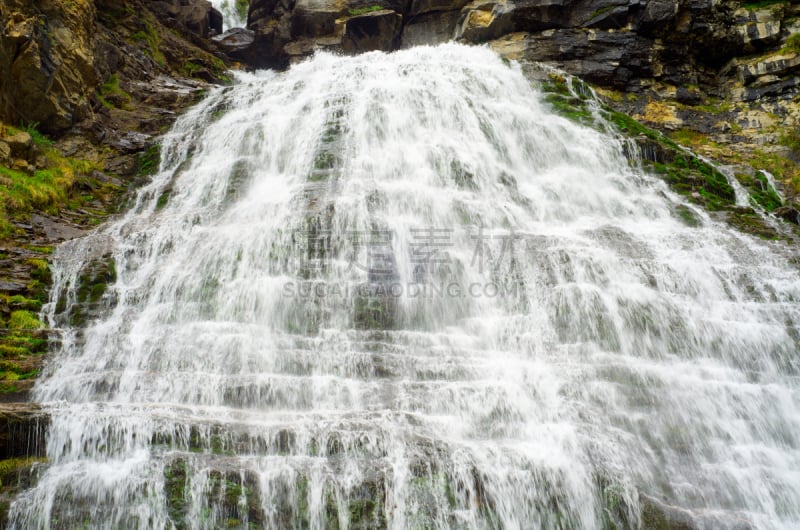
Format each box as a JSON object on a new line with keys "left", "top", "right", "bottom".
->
{"left": 97, "top": 74, "right": 132, "bottom": 109}
{"left": 586, "top": 5, "right": 614, "bottom": 21}
{"left": 164, "top": 459, "right": 188, "bottom": 528}
{"left": 130, "top": 21, "right": 166, "bottom": 66}
{"left": 156, "top": 191, "right": 170, "bottom": 209}
{"left": 674, "top": 204, "right": 700, "bottom": 227}
{"left": 7, "top": 311, "right": 42, "bottom": 330}
{"left": 313, "top": 152, "right": 337, "bottom": 170}
{"left": 348, "top": 5, "right": 383, "bottom": 15}
{"left": 236, "top": 0, "right": 249, "bottom": 20}
{"left": 0, "top": 124, "right": 107, "bottom": 238}
{"left": 0, "top": 457, "right": 45, "bottom": 488}
{"left": 138, "top": 144, "right": 161, "bottom": 176}
{"left": 736, "top": 171, "right": 783, "bottom": 212}
{"left": 741, "top": 0, "right": 787, "bottom": 9}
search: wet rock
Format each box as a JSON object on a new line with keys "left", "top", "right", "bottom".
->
{"left": 0, "top": 403, "right": 48, "bottom": 459}
{"left": 775, "top": 205, "right": 800, "bottom": 225}
{"left": 402, "top": 10, "right": 461, "bottom": 47}
{"left": 212, "top": 27, "right": 257, "bottom": 62}
{"left": 30, "top": 214, "right": 86, "bottom": 242}
{"left": 342, "top": 10, "right": 403, "bottom": 53}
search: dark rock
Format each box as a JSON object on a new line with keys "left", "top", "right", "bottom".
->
{"left": 342, "top": 10, "right": 403, "bottom": 54}
{"left": 409, "top": 0, "right": 468, "bottom": 17}
{"left": 213, "top": 27, "right": 258, "bottom": 62}
{"left": 209, "top": 7, "right": 224, "bottom": 34}
{"left": 0, "top": 403, "right": 48, "bottom": 459}
{"left": 178, "top": 0, "right": 216, "bottom": 38}
{"left": 775, "top": 205, "right": 800, "bottom": 225}
{"left": 639, "top": 0, "right": 678, "bottom": 32}
{"left": 402, "top": 10, "right": 461, "bottom": 47}
{"left": 503, "top": 29, "right": 654, "bottom": 90}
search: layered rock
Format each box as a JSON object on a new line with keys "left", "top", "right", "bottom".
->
{"left": 0, "top": 0, "right": 97, "bottom": 133}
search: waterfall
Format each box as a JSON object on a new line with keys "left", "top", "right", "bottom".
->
{"left": 210, "top": 0, "right": 247, "bottom": 30}
{"left": 9, "top": 43, "right": 800, "bottom": 529}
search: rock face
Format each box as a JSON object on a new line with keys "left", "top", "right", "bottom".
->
{"left": 342, "top": 9, "right": 403, "bottom": 53}
{"left": 0, "top": 403, "right": 48, "bottom": 459}
{"left": 150, "top": 0, "right": 224, "bottom": 38}
{"left": 0, "top": 0, "right": 97, "bottom": 133}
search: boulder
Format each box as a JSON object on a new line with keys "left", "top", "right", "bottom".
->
{"left": 291, "top": 0, "right": 342, "bottom": 38}
{"left": 209, "top": 7, "right": 224, "bottom": 34}
{"left": 0, "top": 141, "right": 10, "bottom": 166}
{"left": 213, "top": 27, "right": 257, "bottom": 61}
{"left": 149, "top": 0, "right": 223, "bottom": 38}
{"left": 178, "top": 0, "right": 216, "bottom": 38}
{"left": 4, "top": 131, "right": 32, "bottom": 159}
{"left": 342, "top": 9, "right": 403, "bottom": 54}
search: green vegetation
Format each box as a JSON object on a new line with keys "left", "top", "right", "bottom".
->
{"left": 8, "top": 310, "right": 43, "bottom": 330}
{"left": 586, "top": 5, "right": 614, "bottom": 22}
{"left": 539, "top": 74, "right": 792, "bottom": 240}
{"left": 0, "top": 123, "right": 115, "bottom": 238}
{"left": 542, "top": 73, "right": 594, "bottom": 123}
{"left": 780, "top": 33, "right": 800, "bottom": 54}
{"left": 23, "top": 123, "right": 54, "bottom": 147}
{"left": 97, "top": 74, "right": 132, "bottom": 109}
{"left": 138, "top": 143, "right": 162, "bottom": 176}
{"left": 348, "top": 5, "right": 383, "bottom": 16}
{"left": 0, "top": 457, "right": 45, "bottom": 488}
{"left": 741, "top": 0, "right": 787, "bottom": 9}
{"left": 131, "top": 21, "right": 166, "bottom": 66}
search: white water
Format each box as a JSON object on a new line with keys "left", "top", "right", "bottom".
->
{"left": 10, "top": 44, "right": 800, "bottom": 529}
{"left": 211, "top": 0, "right": 247, "bottom": 30}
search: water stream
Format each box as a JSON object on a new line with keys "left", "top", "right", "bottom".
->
{"left": 9, "top": 44, "right": 800, "bottom": 529}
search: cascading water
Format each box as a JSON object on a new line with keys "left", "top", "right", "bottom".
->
{"left": 210, "top": 0, "right": 247, "bottom": 29}
{"left": 9, "top": 44, "right": 800, "bottom": 529}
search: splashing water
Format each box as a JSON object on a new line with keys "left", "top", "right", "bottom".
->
{"left": 9, "top": 44, "right": 800, "bottom": 529}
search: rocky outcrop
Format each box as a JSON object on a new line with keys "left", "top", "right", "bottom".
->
{"left": 149, "top": 0, "right": 224, "bottom": 39}
{"left": 0, "top": 403, "right": 47, "bottom": 459}
{"left": 0, "top": 0, "right": 97, "bottom": 133}
{"left": 0, "top": 0, "right": 230, "bottom": 133}
{"left": 0, "top": 0, "right": 239, "bottom": 405}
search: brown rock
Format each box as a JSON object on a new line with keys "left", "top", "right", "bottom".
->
{"left": 342, "top": 10, "right": 403, "bottom": 54}
{"left": 0, "top": 141, "right": 10, "bottom": 165}
{"left": 0, "top": 0, "right": 98, "bottom": 133}
{"left": 11, "top": 159, "right": 32, "bottom": 174}
{"left": 4, "top": 130, "right": 32, "bottom": 159}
